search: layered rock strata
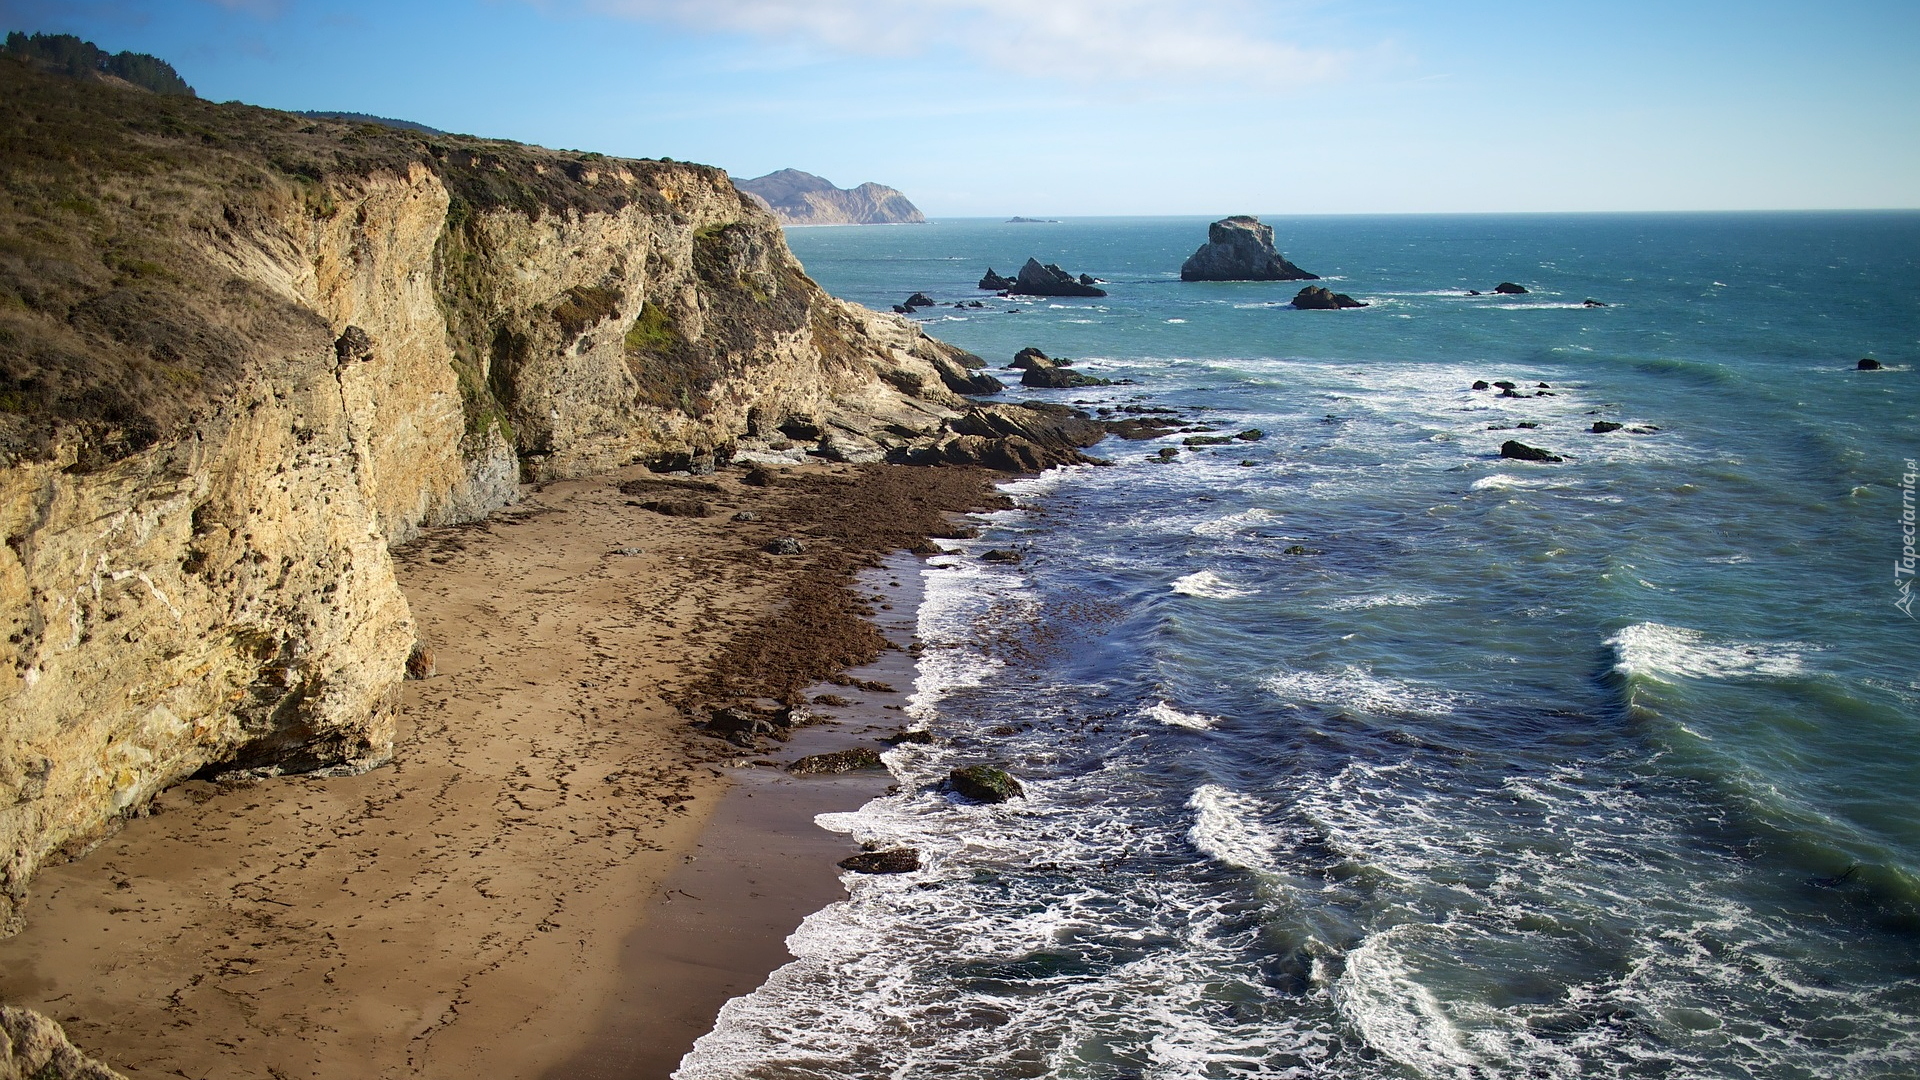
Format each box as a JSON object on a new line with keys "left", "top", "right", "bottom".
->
{"left": 0, "top": 62, "right": 1087, "bottom": 936}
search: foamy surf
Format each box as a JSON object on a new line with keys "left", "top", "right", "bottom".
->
{"left": 1172, "top": 570, "right": 1256, "bottom": 599}
{"left": 1145, "top": 701, "right": 1219, "bottom": 730}
{"left": 1605, "top": 622, "right": 1814, "bottom": 682}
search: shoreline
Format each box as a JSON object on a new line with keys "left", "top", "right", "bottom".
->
{"left": 0, "top": 461, "right": 1000, "bottom": 1079}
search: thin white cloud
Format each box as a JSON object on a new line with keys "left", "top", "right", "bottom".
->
{"left": 577, "top": 0, "right": 1352, "bottom": 88}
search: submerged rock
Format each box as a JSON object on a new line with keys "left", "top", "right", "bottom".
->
{"left": 1011, "top": 258, "right": 1107, "bottom": 297}
{"left": 839, "top": 848, "right": 921, "bottom": 874}
{"left": 1292, "top": 286, "right": 1367, "bottom": 310}
{"left": 1590, "top": 421, "right": 1624, "bottom": 434}
{"left": 1180, "top": 216, "right": 1317, "bottom": 282}
{"left": 1500, "top": 440, "right": 1563, "bottom": 463}
{"left": 947, "top": 765, "right": 1024, "bottom": 803}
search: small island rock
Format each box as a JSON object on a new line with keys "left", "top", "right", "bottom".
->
{"left": 1857, "top": 358, "right": 1884, "bottom": 370}
{"left": 1500, "top": 440, "right": 1563, "bottom": 463}
{"left": 1012, "top": 258, "right": 1107, "bottom": 297}
{"left": 1292, "top": 286, "right": 1367, "bottom": 310}
{"left": 1494, "top": 282, "right": 1529, "bottom": 295}
{"left": 978, "top": 268, "right": 1016, "bottom": 290}
{"left": 1180, "top": 216, "right": 1318, "bottom": 282}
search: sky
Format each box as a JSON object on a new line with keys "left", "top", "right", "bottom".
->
{"left": 6, "top": 0, "right": 1918, "bottom": 216}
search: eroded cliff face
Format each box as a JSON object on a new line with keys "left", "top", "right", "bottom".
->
{"left": 0, "top": 64, "right": 1006, "bottom": 933}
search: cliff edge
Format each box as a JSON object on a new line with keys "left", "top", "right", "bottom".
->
{"left": 736, "top": 169, "right": 925, "bottom": 226}
{"left": 0, "top": 59, "right": 1077, "bottom": 936}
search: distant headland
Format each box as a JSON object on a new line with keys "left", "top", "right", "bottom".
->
{"left": 736, "top": 169, "right": 925, "bottom": 226}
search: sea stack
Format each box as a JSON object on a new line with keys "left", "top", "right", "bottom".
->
{"left": 1180, "top": 216, "right": 1318, "bottom": 282}
{"left": 1010, "top": 258, "right": 1107, "bottom": 297}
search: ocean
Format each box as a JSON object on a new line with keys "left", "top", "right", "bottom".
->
{"left": 676, "top": 213, "right": 1920, "bottom": 1079}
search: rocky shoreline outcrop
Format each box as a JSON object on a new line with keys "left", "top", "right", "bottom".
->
{"left": 1180, "top": 216, "right": 1317, "bottom": 282}
{"left": 0, "top": 61, "right": 1100, "bottom": 940}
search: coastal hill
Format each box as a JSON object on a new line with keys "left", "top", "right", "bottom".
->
{"left": 736, "top": 169, "right": 926, "bottom": 226}
{"left": 0, "top": 51, "right": 1090, "bottom": 965}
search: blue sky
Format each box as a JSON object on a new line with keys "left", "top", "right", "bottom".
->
{"left": 7, "top": 0, "right": 1917, "bottom": 215}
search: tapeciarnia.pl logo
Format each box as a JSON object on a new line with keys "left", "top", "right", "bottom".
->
{"left": 1898, "top": 458, "right": 1917, "bottom": 619}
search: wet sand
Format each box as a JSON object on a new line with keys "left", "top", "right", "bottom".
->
{"left": 0, "top": 462, "right": 998, "bottom": 1079}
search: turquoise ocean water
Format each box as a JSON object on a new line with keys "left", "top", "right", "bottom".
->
{"left": 678, "top": 213, "right": 1920, "bottom": 1079}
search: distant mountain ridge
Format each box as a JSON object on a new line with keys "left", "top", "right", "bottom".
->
{"left": 295, "top": 110, "right": 447, "bottom": 135}
{"left": 736, "top": 169, "right": 925, "bottom": 226}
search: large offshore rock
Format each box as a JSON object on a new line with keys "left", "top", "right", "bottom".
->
{"left": 1180, "top": 216, "right": 1317, "bottom": 282}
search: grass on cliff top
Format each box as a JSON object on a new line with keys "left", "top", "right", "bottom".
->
{"left": 0, "top": 56, "right": 723, "bottom": 470}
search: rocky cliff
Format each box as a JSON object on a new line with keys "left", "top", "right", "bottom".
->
{"left": 736, "top": 169, "right": 925, "bottom": 226}
{"left": 0, "top": 60, "right": 1083, "bottom": 935}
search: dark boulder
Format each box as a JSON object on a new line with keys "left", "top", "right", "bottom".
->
{"left": 1010, "top": 347, "right": 1051, "bottom": 369}
{"left": 981, "top": 548, "right": 1023, "bottom": 563}
{"left": 1183, "top": 435, "right": 1234, "bottom": 446}
{"left": 904, "top": 291, "right": 937, "bottom": 309}
{"left": 1105, "top": 417, "right": 1181, "bottom": 440}
{"left": 1180, "top": 215, "right": 1318, "bottom": 282}
{"left": 334, "top": 325, "right": 375, "bottom": 365}
{"left": 1021, "top": 359, "right": 1111, "bottom": 389}
{"left": 1236, "top": 429, "right": 1265, "bottom": 441}
{"left": 1590, "top": 421, "right": 1623, "bottom": 434}
{"left": 947, "top": 765, "right": 1024, "bottom": 803}
{"left": 883, "top": 728, "right": 936, "bottom": 745}
{"left": 891, "top": 304, "right": 911, "bottom": 314}
{"left": 1858, "top": 358, "right": 1884, "bottom": 370}
{"left": 1494, "top": 282, "right": 1529, "bottom": 295}
{"left": 787, "top": 748, "right": 887, "bottom": 775}
{"left": 1292, "top": 286, "right": 1367, "bottom": 310}
{"left": 1583, "top": 299, "right": 1608, "bottom": 307}
{"left": 978, "top": 268, "right": 1017, "bottom": 290}
{"left": 1012, "top": 258, "right": 1107, "bottom": 297}
{"left": 765, "top": 537, "right": 806, "bottom": 555}
{"left": 742, "top": 465, "right": 776, "bottom": 487}
{"left": 1500, "top": 440, "right": 1563, "bottom": 463}
{"left": 1472, "top": 380, "right": 1491, "bottom": 390}
{"left": 405, "top": 643, "right": 435, "bottom": 680}
{"left": 1078, "top": 273, "right": 1102, "bottom": 286}
{"left": 839, "top": 848, "right": 921, "bottom": 874}
{"left": 1493, "top": 381, "right": 1517, "bottom": 390}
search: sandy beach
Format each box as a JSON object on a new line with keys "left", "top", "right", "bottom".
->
{"left": 0, "top": 460, "right": 1000, "bottom": 1079}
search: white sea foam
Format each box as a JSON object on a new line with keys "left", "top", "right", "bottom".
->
{"left": 1336, "top": 926, "right": 1485, "bottom": 1077}
{"left": 1171, "top": 570, "right": 1256, "bottom": 599}
{"left": 1187, "top": 784, "right": 1280, "bottom": 875}
{"left": 1263, "top": 665, "right": 1465, "bottom": 715}
{"left": 1605, "top": 622, "right": 1814, "bottom": 682}
{"left": 1190, "top": 506, "right": 1277, "bottom": 538}
{"left": 1164, "top": 318, "right": 1188, "bottom": 323}
{"left": 1320, "top": 591, "right": 1444, "bottom": 611}
{"left": 1144, "top": 701, "right": 1219, "bottom": 730}
{"left": 1470, "top": 473, "right": 1551, "bottom": 492}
